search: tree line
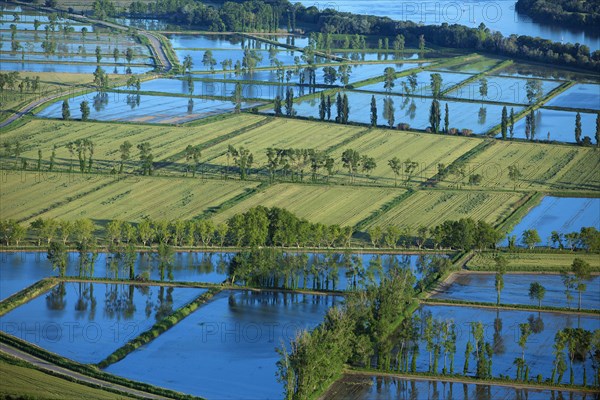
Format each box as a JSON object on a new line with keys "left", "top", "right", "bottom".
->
{"left": 516, "top": 0, "right": 600, "bottom": 29}
{"left": 278, "top": 264, "right": 599, "bottom": 399}
{"left": 2, "top": 210, "right": 598, "bottom": 253}
{"left": 73, "top": 0, "right": 599, "bottom": 71}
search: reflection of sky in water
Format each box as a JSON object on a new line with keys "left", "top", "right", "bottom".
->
{"left": 433, "top": 273, "right": 600, "bottom": 309}
{"left": 106, "top": 290, "right": 341, "bottom": 400}
{"left": 0, "top": 282, "right": 204, "bottom": 363}
{"left": 504, "top": 196, "right": 600, "bottom": 246}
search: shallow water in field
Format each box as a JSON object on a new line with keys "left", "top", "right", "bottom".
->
{"left": 361, "top": 70, "right": 473, "bottom": 97}
{"left": 412, "top": 305, "right": 599, "bottom": 383}
{"left": 432, "top": 273, "right": 600, "bottom": 309}
{"left": 544, "top": 84, "right": 600, "bottom": 111}
{"left": 105, "top": 290, "right": 341, "bottom": 400}
{"left": 193, "top": 61, "right": 427, "bottom": 86}
{"left": 324, "top": 374, "right": 595, "bottom": 399}
{"left": 504, "top": 197, "right": 600, "bottom": 247}
{"left": 0, "top": 282, "right": 204, "bottom": 363}
{"left": 36, "top": 92, "right": 259, "bottom": 123}
{"left": 290, "top": 91, "right": 523, "bottom": 133}
{"left": 0, "top": 21, "right": 94, "bottom": 32}
{"left": 0, "top": 252, "right": 232, "bottom": 301}
{"left": 1, "top": 51, "right": 153, "bottom": 64}
{"left": 0, "top": 252, "right": 433, "bottom": 301}
{"left": 122, "top": 78, "right": 321, "bottom": 100}
{"left": 175, "top": 48, "right": 304, "bottom": 70}
{"left": 509, "top": 109, "right": 598, "bottom": 143}
{"left": 0, "top": 61, "right": 152, "bottom": 74}
{"left": 446, "top": 76, "right": 560, "bottom": 105}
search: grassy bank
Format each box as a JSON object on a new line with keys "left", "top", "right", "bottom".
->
{"left": 0, "top": 331, "right": 200, "bottom": 399}
{"left": 0, "top": 278, "right": 58, "bottom": 317}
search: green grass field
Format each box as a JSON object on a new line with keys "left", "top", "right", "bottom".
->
{"left": 468, "top": 252, "right": 600, "bottom": 271}
{"left": 0, "top": 72, "right": 93, "bottom": 123}
{"left": 363, "top": 189, "right": 526, "bottom": 229}
{"left": 0, "top": 359, "right": 133, "bottom": 399}
{"left": 0, "top": 172, "right": 258, "bottom": 225}
{"left": 212, "top": 183, "right": 404, "bottom": 227}
{"left": 201, "top": 118, "right": 367, "bottom": 166}
{"left": 0, "top": 115, "right": 267, "bottom": 172}
{"left": 439, "top": 140, "right": 599, "bottom": 192}
{"left": 328, "top": 128, "right": 480, "bottom": 185}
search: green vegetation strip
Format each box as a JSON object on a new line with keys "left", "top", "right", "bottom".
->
{"left": 420, "top": 297, "right": 600, "bottom": 315}
{"left": 97, "top": 288, "right": 221, "bottom": 369}
{"left": 345, "top": 368, "right": 599, "bottom": 392}
{"left": 0, "top": 278, "right": 58, "bottom": 317}
{"left": 439, "top": 59, "right": 513, "bottom": 97}
{"left": 159, "top": 117, "right": 273, "bottom": 165}
{"left": 495, "top": 192, "right": 543, "bottom": 233}
{"left": 0, "top": 352, "right": 145, "bottom": 400}
{"left": 0, "top": 332, "right": 200, "bottom": 400}
{"left": 486, "top": 80, "right": 575, "bottom": 136}
{"left": 354, "top": 189, "right": 415, "bottom": 232}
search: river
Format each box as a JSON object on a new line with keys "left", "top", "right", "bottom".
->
{"left": 293, "top": 0, "right": 600, "bottom": 51}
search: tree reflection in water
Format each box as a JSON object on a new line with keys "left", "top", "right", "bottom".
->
{"left": 46, "top": 282, "right": 67, "bottom": 311}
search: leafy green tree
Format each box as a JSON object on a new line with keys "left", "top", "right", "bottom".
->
{"left": 370, "top": 95, "right": 377, "bottom": 126}
{"left": 125, "top": 47, "right": 134, "bottom": 64}
{"left": 509, "top": 107, "right": 515, "bottom": 139}
{"left": 202, "top": 50, "right": 216, "bottom": 71}
{"left": 137, "top": 142, "right": 153, "bottom": 175}
{"left": 478, "top": 77, "right": 488, "bottom": 101}
{"left": 494, "top": 255, "right": 507, "bottom": 305}
{"left": 62, "top": 100, "right": 70, "bottom": 120}
{"left": 444, "top": 103, "right": 449, "bottom": 133}
{"left": 383, "top": 97, "right": 394, "bottom": 128}
{"left": 552, "top": 330, "right": 568, "bottom": 384}
{"left": 501, "top": 106, "right": 508, "bottom": 139}
{"left": 232, "top": 82, "right": 243, "bottom": 113}
{"left": 274, "top": 95, "right": 282, "bottom": 116}
{"left": 388, "top": 157, "right": 401, "bottom": 187}
{"left": 571, "top": 258, "right": 591, "bottom": 310}
{"left": 507, "top": 164, "right": 521, "bottom": 191}
{"left": 407, "top": 72, "right": 417, "bottom": 94}
{"left": 521, "top": 229, "right": 541, "bottom": 249}
{"left": 95, "top": 45, "right": 102, "bottom": 63}
{"left": 80, "top": 101, "right": 90, "bottom": 121}
{"left": 119, "top": 140, "right": 132, "bottom": 174}
{"left": 47, "top": 241, "right": 67, "bottom": 277}
{"left": 515, "top": 323, "right": 531, "bottom": 381}
{"left": 528, "top": 282, "right": 546, "bottom": 309}
{"left": 430, "top": 73, "right": 442, "bottom": 98}
{"left": 429, "top": 99, "right": 441, "bottom": 133}
{"left": 575, "top": 112, "right": 582, "bottom": 144}
{"left": 182, "top": 54, "right": 194, "bottom": 73}
{"left": 383, "top": 67, "right": 395, "bottom": 92}
{"left": 138, "top": 219, "right": 154, "bottom": 246}
{"left": 285, "top": 88, "right": 295, "bottom": 117}
{"left": 525, "top": 79, "right": 543, "bottom": 104}
{"left": 341, "top": 149, "right": 360, "bottom": 183}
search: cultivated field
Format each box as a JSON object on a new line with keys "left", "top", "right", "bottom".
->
{"left": 0, "top": 172, "right": 258, "bottom": 225}
{"left": 211, "top": 183, "right": 404, "bottom": 227}
{"left": 0, "top": 359, "right": 133, "bottom": 400}
{"left": 201, "top": 118, "right": 367, "bottom": 166}
{"left": 468, "top": 252, "right": 600, "bottom": 271}
{"left": 0, "top": 71, "right": 93, "bottom": 122}
{"left": 364, "top": 190, "right": 527, "bottom": 229}
{"left": 439, "top": 140, "right": 599, "bottom": 192}
{"left": 328, "top": 128, "right": 480, "bottom": 185}
{"left": 0, "top": 114, "right": 267, "bottom": 170}
{"left": 0, "top": 172, "right": 116, "bottom": 222}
